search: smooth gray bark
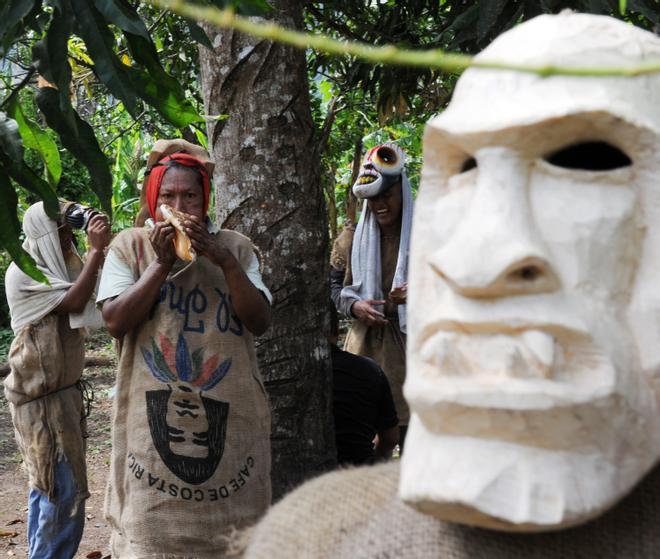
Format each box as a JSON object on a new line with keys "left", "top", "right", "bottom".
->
{"left": 199, "top": 0, "right": 336, "bottom": 500}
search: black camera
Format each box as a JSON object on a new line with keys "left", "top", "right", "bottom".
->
{"left": 63, "top": 203, "right": 100, "bottom": 231}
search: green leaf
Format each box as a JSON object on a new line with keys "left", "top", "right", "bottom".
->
{"left": 195, "top": 128, "right": 209, "bottom": 150}
{"left": 36, "top": 87, "right": 113, "bottom": 215}
{"left": 619, "top": 0, "right": 627, "bottom": 14}
{"left": 92, "top": 0, "right": 150, "bottom": 40}
{"left": 7, "top": 99, "right": 62, "bottom": 187}
{"left": 126, "top": 67, "right": 203, "bottom": 128}
{"left": 31, "top": 3, "right": 72, "bottom": 94}
{"left": 185, "top": 18, "right": 212, "bottom": 48}
{"left": 31, "top": 3, "right": 75, "bottom": 129}
{"left": 70, "top": 0, "right": 138, "bottom": 116}
{"left": 124, "top": 32, "right": 187, "bottom": 99}
{"left": 0, "top": 112, "right": 24, "bottom": 162}
{"left": 0, "top": 153, "right": 59, "bottom": 220}
{"left": 0, "top": 0, "right": 38, "bottom": 45}
{"left": 0, "top": 170, "right": 48, "bottom": 284}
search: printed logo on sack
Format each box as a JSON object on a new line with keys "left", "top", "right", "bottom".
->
{"left": 141, "top": 333, "right": 231, "bottom": 485}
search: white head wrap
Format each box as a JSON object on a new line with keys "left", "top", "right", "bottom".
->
{"left": 340, "top": 174, "right": 413, "bottom": 333}
{"left": 5, "top": 202, "right": 102, "bottom": 332}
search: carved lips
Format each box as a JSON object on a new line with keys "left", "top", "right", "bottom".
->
{"left": 412, "top": 325, "right": 616, "bottom": 410}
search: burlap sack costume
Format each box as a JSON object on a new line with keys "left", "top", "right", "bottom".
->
{"left": 331, "top": 226, "right": 408, "bottom": 424}
{"left": 105, "top": 227, "right": 271, "bottom": 558}
{"left": 4, "top": 314, "right": 87, "bottom": 501}
{"left": 3, "top": 201, "right": 99, "bottom": 504}
{"left": 245, "top": 460, "right": 660, "bottom": 558}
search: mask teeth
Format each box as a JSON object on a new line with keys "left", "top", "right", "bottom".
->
{"left": 357, "top": 174, "right": 377, "bottom": 185}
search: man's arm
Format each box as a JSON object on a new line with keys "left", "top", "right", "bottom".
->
{"left": 330, "top": 266, "right": 346, "bottom": 313}
{"left": 55, "top": 215, "right": 110, "bottom": 314}
{"left": 102, "top": 222, "right": 175, "bottom": 339}
{"left": 185, "top": 217, "right": 271, "bottom": 336}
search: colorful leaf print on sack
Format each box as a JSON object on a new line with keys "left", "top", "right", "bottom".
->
{"left": 141, "top": 333, "right": 231, "bottom": 484}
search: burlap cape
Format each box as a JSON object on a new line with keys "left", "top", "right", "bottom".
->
{"left": 246, "top": 460, "right": 660, "bottom": 558}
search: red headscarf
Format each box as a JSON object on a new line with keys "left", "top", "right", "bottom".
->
{"left": 145, "top": 153, "right": 211, "bottom": 220}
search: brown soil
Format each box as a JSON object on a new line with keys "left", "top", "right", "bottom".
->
{"left": 0, "top": 336, "right": 116, "bottom": 558}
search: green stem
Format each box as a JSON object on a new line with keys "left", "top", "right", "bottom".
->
{"left": 146, "top": 0, "right": 660, "bottom": 77}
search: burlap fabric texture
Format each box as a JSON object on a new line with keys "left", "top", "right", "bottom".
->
{"left": 332, "top": 227, "right": 408, "bottom": 424}
{"left": 4, "top": 313, "right": 87, "bottom": 501}
{"left": 246, "top": 460, "right": 660, "bottom": 559}
{"left": 105, "top": 227, "right": 271, "bottom": 559}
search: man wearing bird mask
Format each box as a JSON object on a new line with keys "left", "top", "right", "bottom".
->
{"left": 97, "top": 139, "right": 273, "bottom": 558}
{"left": 330, "top": 143, "right": 413, "bottom": 447}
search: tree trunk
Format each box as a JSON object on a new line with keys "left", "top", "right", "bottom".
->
{"left": 198, "top": 0, "right": 336, "bottom": 500}
{"left": 346, "top": 138, "right": 362, "bottom": 226}
{"left": 324, "top": 162, "right": 338, "bottom": 243}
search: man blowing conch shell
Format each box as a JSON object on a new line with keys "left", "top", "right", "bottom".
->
{"left": 97, "top": 139, "right": 273, "bottom": 559}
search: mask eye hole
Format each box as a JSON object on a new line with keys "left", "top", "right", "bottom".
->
{"left": 544, "top": 141, "right": 632, "bottom": 171}
{"left": 460, "top": 157, "right": 477, "bottom": 173}
{"left": 375, "top": 146, "right": 398, "bottom": 166}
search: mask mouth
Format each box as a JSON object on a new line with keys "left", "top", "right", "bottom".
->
{"left": 352, "top": 169, "right": 401, "bottom": 199}
{"left": 356, "top": 169, "right": 378, "bottom": 185}
{"left": 353, "top": 172, "right": 384, "bottom": 199}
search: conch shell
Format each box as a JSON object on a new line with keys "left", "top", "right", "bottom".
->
{"left": 160, "top": 204, "right": 196, "bottom": 261}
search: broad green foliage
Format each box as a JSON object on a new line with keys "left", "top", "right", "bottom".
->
{"left": 8, "top": 99, "right": 61, "bottom": 187}
{"left": 0, "top": 0, "right": 216, "bottom": 281}
{"left": 2, "top": 0, "right": 659, "bottom": 288}
{"left": 306, "top": 0, "right": 659, "bottom": 237}
{"left": 112, "top": 132, "right": 144, "bottom": 233}
{"left": 307, "top": 0, "right": 658, "bottom": 120}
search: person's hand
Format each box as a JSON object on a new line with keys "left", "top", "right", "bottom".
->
{"left": 351, "top": 299, "right": 388, "bottom": 326}
{"left": 184, "top": 216, "right": 234, "bottom": 268}
{"left": 149, "top": 221, "right": 176, "bottom": 267}
{"left": 86, "top": 214, "right": 111, "bottom": 252}
{"left": 389, "top": 282, "right": 408, "bottom": 305}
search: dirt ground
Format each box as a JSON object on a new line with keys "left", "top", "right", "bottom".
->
{"left": 0, "top": 336, "right": 116, "bottom": 558}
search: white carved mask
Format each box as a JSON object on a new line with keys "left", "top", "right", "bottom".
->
{"left": 400, "top": 12, "right": 660, "bottom": 532}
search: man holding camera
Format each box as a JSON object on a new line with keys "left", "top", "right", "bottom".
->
{"left": 4, "top": 201, "right": 110, "bottom": 559}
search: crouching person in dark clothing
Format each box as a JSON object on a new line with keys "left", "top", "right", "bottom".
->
{"left": 329, "top": 310, "right": 399, "bottom": 466}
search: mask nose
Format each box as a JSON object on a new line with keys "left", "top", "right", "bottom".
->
{"left": 429, "top": 147, "right": 560, "bottom": 298}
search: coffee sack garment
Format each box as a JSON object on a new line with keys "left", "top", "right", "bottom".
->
{"left": 4, "top": 313, "right": 87, "bottom": 501}
{"left": 4, "top": 202, "right": 97, "bottom": 503}
{"left": 104, "top": 226, "right": 271, "bottom": 558}
{"left": 245, "top": 461, "right": 660, "bottom": 559}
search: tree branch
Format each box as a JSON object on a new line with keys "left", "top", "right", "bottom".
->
{"left": 0, "top": 67, "right": 36, "bottom": 110}
{"left": 103, "top": 110, "right": 146, "bottom": 149}
{"left": 146, "top": 0, "right": 660, "bottom": 77}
